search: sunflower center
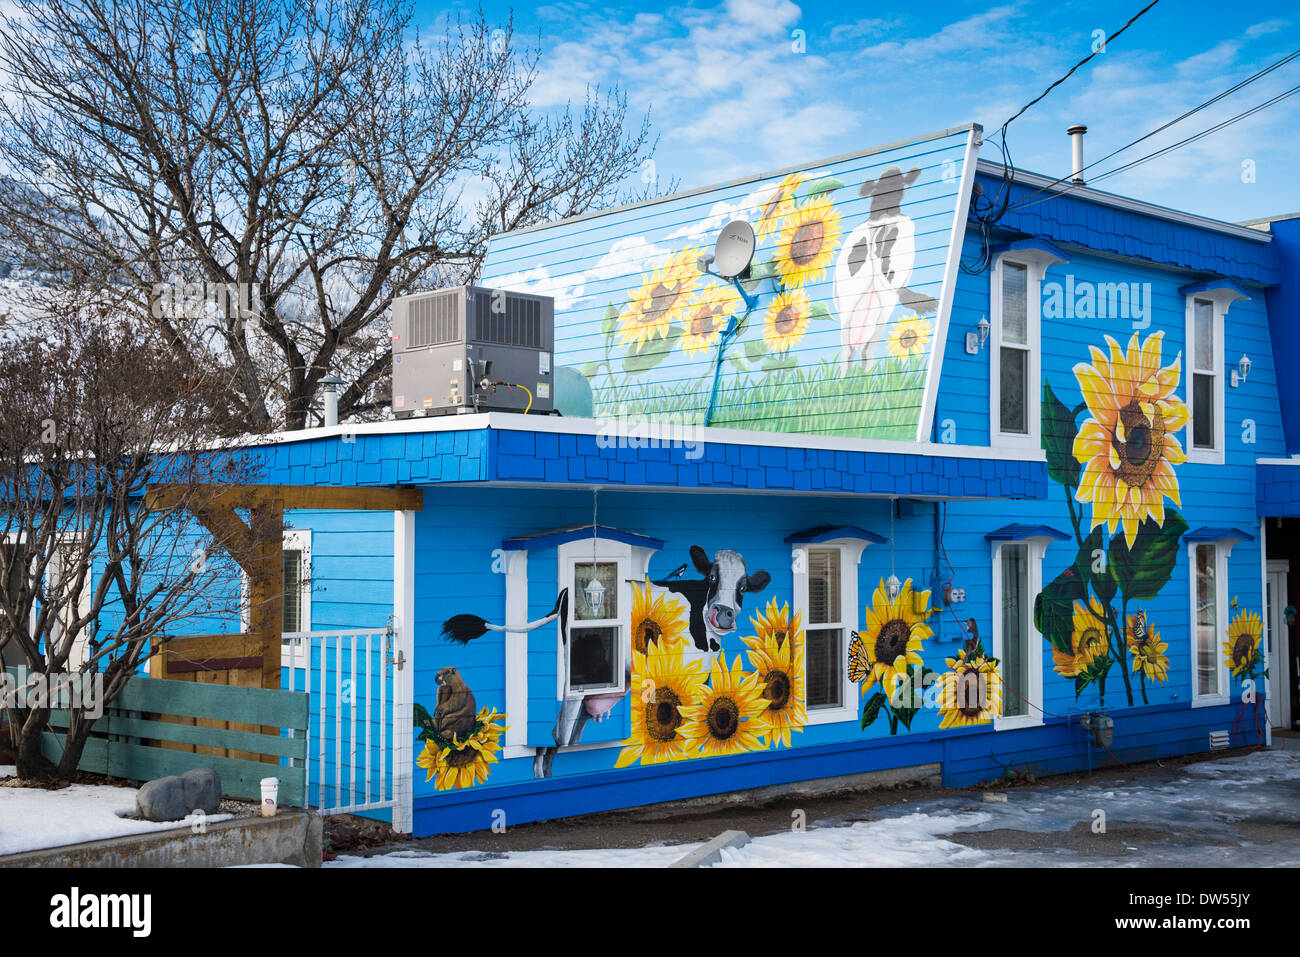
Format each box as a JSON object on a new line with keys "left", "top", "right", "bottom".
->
{"left": 444, "top": 746, "right": 479, "bottom": 768}
{"left": 877, "top": 619, "right": 911, "bottom": 664}
{"left": 774, "top": 305, "right": 798, "bottom": 335}
{"left": 1080, "top": 627, "right": 1105, "bottom": 657}
{"left": 690, "top": 309, "right": 719, "bottom": 337}
{"left": 899, "top": 329, "right": 917, "bottom": 350}
{"left": 1233, "top": 634, "right": 1253, "bottom": 666}
{"left": 1115, "top": 402, "right": 1166, "bottom": 486}
{"left": 643, "top": 281, "right": 681, "bottom": 322}
{"left": 763, "top": 669, "right": 791, "bottom": 711}
{"left": 706, "top": 696, "right": 740, "bottom": 740}
{"left": 646, "top": 688, "right": 682, "bottom": 742}
{"left": 789, "top": 222, "right": 825, "bottom": 265}
{"left": 634, "top": 617, "right": 663, "bottom": 654}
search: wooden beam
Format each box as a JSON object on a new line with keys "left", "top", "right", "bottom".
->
{"left": 147, "top": 483, "right": 423, "bottom": 512}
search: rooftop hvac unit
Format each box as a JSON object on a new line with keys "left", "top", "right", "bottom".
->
{"left": 391, "top": 285, "right": 554, "bottom": 417}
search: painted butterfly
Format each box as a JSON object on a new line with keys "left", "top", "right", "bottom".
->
{"left": 1132, "top": 608, "right": 1148, "bottom": 642}
{"left": 848, "top": 631, "right": 870, "bottom": 684}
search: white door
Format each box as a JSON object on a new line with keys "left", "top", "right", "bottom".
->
{"left": 1266, "top": 561, "right": 1291, "bottom": 729}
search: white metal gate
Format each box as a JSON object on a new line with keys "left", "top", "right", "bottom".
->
{"left": 282, "top": 621, "right": 412, "bottom": 829}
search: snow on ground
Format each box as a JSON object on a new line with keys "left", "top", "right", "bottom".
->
{"left": 0, "top": 766, "right": 231, "bottom": 856}
{"left": 330, "top": 750, "right": 1300, "bottom": 868}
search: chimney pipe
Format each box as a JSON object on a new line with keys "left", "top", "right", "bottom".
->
{"left": 1068, "top": 124, "right": 1087, "bottom": 185}
{"left": 321, "top": 375, "right": 343, "bottom": 428}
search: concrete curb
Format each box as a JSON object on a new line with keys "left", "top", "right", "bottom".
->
{"left": 0, "top": 809, "right": 323, "bottom": 868}
{"left": 670, "top": 829, "right": 750, "bottom": 868}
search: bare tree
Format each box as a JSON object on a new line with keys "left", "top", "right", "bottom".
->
{"left": 0, "top": 286, "right": 255, "bottom": 779}
{"left": 0, "top": 0, "right": 660, "bottom": 432}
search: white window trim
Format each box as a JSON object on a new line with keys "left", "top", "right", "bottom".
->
{"left": 1190, "top": 540, "right": 1231, "bottom": 708}
{"left": 504, "top": 536, "right": 656, "bottom": 756}
{"left": 793, "top": 537, "right": 869, "bottom": 726}
{"left": 991, "top": 536, "right": 1048, "bottom": 731}
{"left": 1184, "top": 288, "right": 1246, "bottom": 465}
{"left": 50, "top": 539, "right": 93, "bottom": 668}
{"left": 990, "top": 250, "right": 1059, "bottom": 448}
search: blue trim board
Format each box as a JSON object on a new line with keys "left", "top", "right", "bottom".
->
{"left": 784, "top": 524, "right": 887, "bottom": 544}
{"left": 984, "top": 523, "right": 1070, "bottom": 542}
{"left": 1258, "top": 461, "right": 1300, "bottom": 516}
{"left": 990, "top": 237, "right": 1070, "bottom": 264}
{"left": 1179, "top": 277, "right": 1253, "bottom": 300}
{"left": 502, "top": 524, "right": 664, "bottom": 551}
{"left": 1182, "top": 526, "right": 1256, "bottom": 543}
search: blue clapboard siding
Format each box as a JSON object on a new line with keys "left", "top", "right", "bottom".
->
{"left": 479, "top": 127, "right": 977, "bottom": 440}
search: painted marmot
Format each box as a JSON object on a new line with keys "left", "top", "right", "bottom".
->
{"left": 433, "top": 666, "right": 477, "bottom": 740}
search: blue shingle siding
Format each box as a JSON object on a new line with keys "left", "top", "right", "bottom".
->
{"left": 976, "top": 172, "right": 1278, "bottom": 285}
{"left": 1258, "top": 463, "right": 1300, "bottom": 515}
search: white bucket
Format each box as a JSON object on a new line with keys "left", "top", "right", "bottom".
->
{"left": 260, "top": 776, "right": 279, "bottom": 817}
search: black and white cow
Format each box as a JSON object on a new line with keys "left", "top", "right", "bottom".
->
{"left": 655, "top": 545, "right": 770, "bottom": 653}
{"left": 833, "top": 165, "right": 938, "bottom": 368}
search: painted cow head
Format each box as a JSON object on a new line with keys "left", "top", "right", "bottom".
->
{"left": 691, "top": 545, "right": 770, "bottom": 649}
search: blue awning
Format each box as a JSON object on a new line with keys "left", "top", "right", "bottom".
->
{"left": 990, "top": 237, "right": 1070, "bottom": 265}
{"left": 985, "top": 523, "right": 1071, "bottom": 543}
{"left": 784, "top": 524, "right": 887, "bottom": 545}
{"left": 1183, "top": 526, "right": 1256, "bottom": 544}
{"left": 1178, "top": 277, "right": 1252, "bottom": 301}
{"left": 502, "top": 524, "right": 664, "bottom": 551}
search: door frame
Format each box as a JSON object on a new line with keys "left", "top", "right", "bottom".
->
{"left": 1266, "top": 559, "right": 1292, "bottom": 729}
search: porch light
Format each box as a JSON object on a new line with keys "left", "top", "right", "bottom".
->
{"left": 966, "top": 316, "right": 991, "bottom": 354}
{"left": 1232, "top": 354, "right": 1252, "bottom": 387}
{"left": 885, "top": 574, "right": 902, "bottom": 602}
{"left": 583, "top": 574, "right": 607, "bottom": 618}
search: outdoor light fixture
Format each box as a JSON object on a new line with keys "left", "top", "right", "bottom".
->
{"left": 1232, "top": 354, "right": 1252, "bottom": 387}
{"left": 584, "top": 488, "right": 607, "bottom": 617}
{"left": 885, "top": 574, "right": 902, "bottom": 602}
{"left": 966, "top": 316, "right": 991, "bottom": 355}
{"left": 583, "top": 575, "right": 607, "bottom": 618}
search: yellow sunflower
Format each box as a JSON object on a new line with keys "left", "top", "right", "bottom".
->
{"left": 617, "top": 247, "right": 702, "bottom": 347}
{"left": 742, "top": 611, "right": 806, "bottom": 748}
{"left": 886, "top": 314, "right": 932, "bottom": 360}
{"left": 754, "top": 172, "right": 805, "bottom": 238}
{"left": 415, "top": 706, "right": 508, "bottom": 791}
{"left": 774, "top": 195, "right": 841, "bottom": 289}
{"left": 680, "top": 283, "right": 742, "bottom": 357}
{"left": 629, "top": 582, "right": 690, "bottom": 655}
{"left": 1223, "top": 608, "right": 1264, "bottom": 679}
{"left": 856, "top": 577, "right": 933, "bottom": 694}
{"left": 1052, "top": 597, "right": 1111, "bottom": 678}
{"left": 615, "top": 641, "right": 708, "bottom": 767}
{"left": 1072, "top": 331, "right": 1189, "bottom": 547}
{"left": 763, "top": 288, "right": 812, "bottom": 353}
{"left": 1127, "top": 614, "right": 1170, "bottom": 683}
{"left": 750, "top": 597, "right": 803, "bottom": 649}
{"left": 679, "top": 653, "right": 770, "bottom": 758}
{"left": 937, "top": 649, "right": 1003, "bottom": 729}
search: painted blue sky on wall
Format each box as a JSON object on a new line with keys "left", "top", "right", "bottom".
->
{"left": 417, "top": 0, "right": 1299, "bottom": 224}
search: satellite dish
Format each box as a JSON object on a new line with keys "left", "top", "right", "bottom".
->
{"left": 712, "top": 219, "right": 755, "bottom": 279}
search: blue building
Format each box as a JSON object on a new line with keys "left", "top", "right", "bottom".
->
{"left": 246, "top": 124, "right": 1300, "bottom": 836}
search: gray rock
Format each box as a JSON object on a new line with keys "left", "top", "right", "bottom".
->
{"left": 181, "top": 768, "right": 221, "bottom": 814}
{"left": 135, "top": 768, "right": 223, "bottom": 822}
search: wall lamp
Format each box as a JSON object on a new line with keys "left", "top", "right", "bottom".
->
{"left": 966, "top": 316, "right": 991, "bottom": 355}
{"left": 1231, "top": 354, "right": 1252, "bottom": 387}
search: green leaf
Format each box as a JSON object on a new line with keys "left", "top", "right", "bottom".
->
{"left": 1042, "top": 381, "right": 1081, "bottom": 487}
{"left": 861, "top": 692, "right": 887, "bottom": 730}
{"left": 804, "top": 176, "right": 844, "bottom": 197}
{"left": 1108, "top": 510, "right": 1189, "bottom": 601}
{"left": 413, "top": 702, "right": 435, "bottom": 731}
{"left": 622, "top": 334, "right": 675, "bottom": 376}
{"left": 579, "top": 361, "right": 601, "bottom": 380}
{"left": 1035, "top": 563, "right": 1086, "bottom": 655}
{"left": 1074, "top": 527, "right": 1117, "bottom": 606}
{"left": 809, "top": 303, "right": 833, "bottom": 322}
{"left": 744, "top": 337, "right": 769, "bottom": 362}
{"left": 761, "top": 354, "right": 799, "bottom": 373}
{"left": 601, "top": 304, "right": 619, "bottom": 341}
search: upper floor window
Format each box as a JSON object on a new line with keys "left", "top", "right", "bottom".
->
{"left": 1181, "top": 280, "right": 1250, "bottom": 465}
{"left": 568, "top": 559, "right": 622, "bottom": 693}
{"left": 990, "top": 243, "right": 1066, "bottom": 447}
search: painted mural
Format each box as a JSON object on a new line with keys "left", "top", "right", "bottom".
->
{"left": 414, "top": 668, "right": 508, "bottom": 791}
{"left": 478, "top": 128, "right": 976, "bottom": 442}
{"left": 1037, "top": 330, "right": 1186, "bottom": 708}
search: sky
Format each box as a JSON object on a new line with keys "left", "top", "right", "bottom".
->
{"left": 418, "top": 0, "right": 1300, "bottom": 224}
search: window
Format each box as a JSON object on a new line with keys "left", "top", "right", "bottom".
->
{"left": 50, "top": 542, "right": 92, "bottom": 668}
{"left": 792, "top": 536, "right": 869, "bottom": 724}
{"left": 1191, "top": 542, "right": 1229, "bottom": 705}
{"left": 241, "top": 530, "right": 311, "bottom": 665}
{"left": 569, "top": 560, "right": 620, "bottom": 692}
{"left": 992, "top": 538, "right": 1045, "bottom": 729}
{"left": 805, "top": 548, "right": 844, "bottom": 710}
{"left": 990, "top": 247, "right": 1063, "bottom": 446}
{"left": 1190, "top": 298, "right": 1219, "bottom": 454}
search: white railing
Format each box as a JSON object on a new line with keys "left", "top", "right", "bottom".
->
{"left": 282, "top": 625, "right": 410, "bottom": 822}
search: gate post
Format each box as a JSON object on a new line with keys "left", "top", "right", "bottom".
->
{"left": 391, "top": 508, "right": 417, "bottom": 834}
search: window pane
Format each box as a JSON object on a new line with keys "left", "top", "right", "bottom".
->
{"left": 574, "top": 561, "right": 618, "bottom": 620}
{"left": 1000, "top": 347, "right": 1028, "bottom": 434}
{"left": 570, "top": 626, "right": 618, "bottom": 689}
{"left": 1001, "top": 262, "right": 1028, "bottom": 345}
{"left": 1000, "top": 544, "right": 1028, "bottom": 718}
{"left": 806, "top": 627, "right": 841, "bottom": 708}
{"left": 1194, "top": 300, "right": 1214, "bottom": 371}
{"left": 807, "top": 548, "right": 841, "bottom": 625}
{"left": 1196, "top": 544, "right": 1218, "bottom": 697}
{"left": 282, "top": 549, "right": 302, "bottom": 632}
{"left": 1193, "top": 373, "right": 1215, "bottom": 449}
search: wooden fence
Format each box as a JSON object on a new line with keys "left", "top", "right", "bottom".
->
{"left": 17, "top": 672, "right": 310, "bottom": 806}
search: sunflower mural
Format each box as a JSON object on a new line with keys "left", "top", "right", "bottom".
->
{"left": 773, "top": 194, "right": 842, "bottom": 290}
{"left": 937, "top": 644, "right": 1003, "bottom": 729}
{"left": 680, "top": 653, "right": 771, "bottom": 758}
{"left": 886, "top": 315, "right": 932, "bottom": 360}
{"left": 1038, "top": 330, "right": 1190, "bottom": 708}
{"left": 629, "top": 581, "right": 690, "bottom": 655}
{"left": 617, "top": 247, "right": 703, "bottom": 350}
{"left": 1223, "top": 605, "right": 1265, "bottom": 680}
{"left": 850, "top": 577, "right": 936, "bottom": 734}
{"left": 414, "top": 694, "right": 508, "bottom": 792}
{"left": 741, "top": 599, "right": 807, "bottom": 748}
{"left": 615, "top": 639, "right": 708, "bottom": 767}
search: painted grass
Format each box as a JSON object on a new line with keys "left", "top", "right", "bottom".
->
{"left": 592, "top": 357, "right": 927, "bottom": 441}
